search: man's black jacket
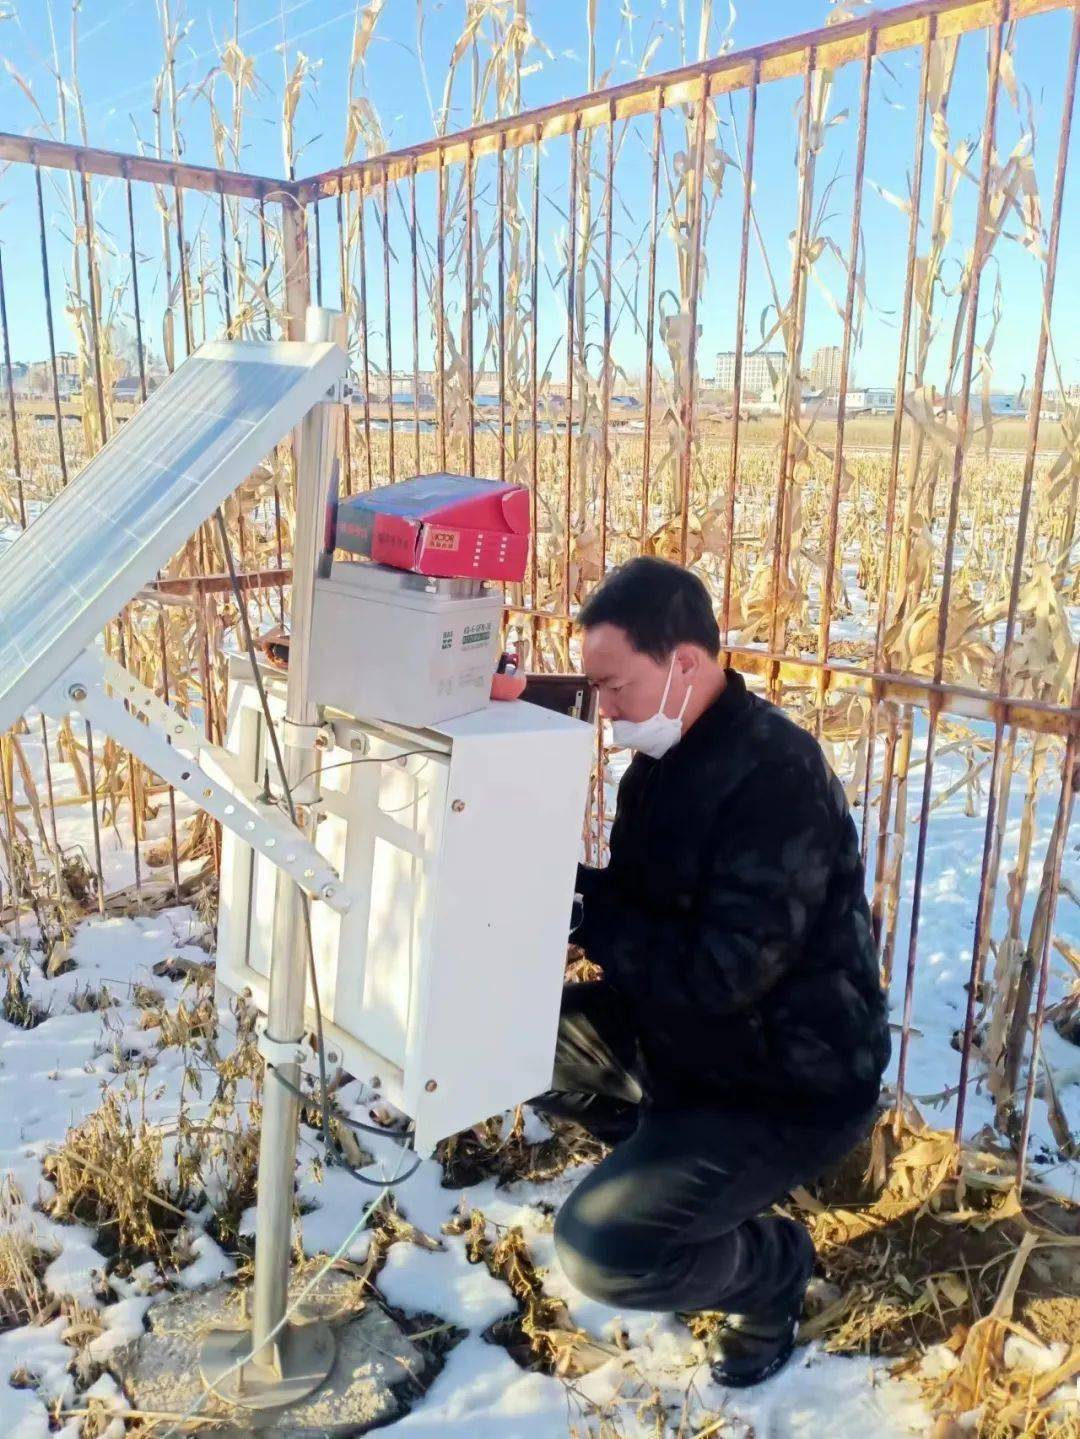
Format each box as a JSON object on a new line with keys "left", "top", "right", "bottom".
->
{"left": 575, "top": 668, "right": 891, "bottom": 1121}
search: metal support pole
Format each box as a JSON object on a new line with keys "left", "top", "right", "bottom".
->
{"left": 250, "top": 307, "right": 339, "bottom": 1366}
{"left": 200, "top": 303, "right": 343, "bottom": 1409}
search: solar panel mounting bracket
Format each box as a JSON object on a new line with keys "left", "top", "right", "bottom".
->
{"left": 42, "top": 647, "right": 351, "bottom": 914}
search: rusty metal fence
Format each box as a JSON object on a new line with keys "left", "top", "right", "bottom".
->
{"left": 1, "top": 0, "right": 1078, "bottom": 1183}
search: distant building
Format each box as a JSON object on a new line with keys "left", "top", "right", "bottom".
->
{"left": 716, "top": 349, "right": 786, "bottom": 398}
{"left": 844, "top": 387, "right": 896, "bottom": 414}
{"left": 810, "top": 344, "right": 847, "bottom": 395}
{"left": 0, "top": 360, "right": 29, "bottom": 396}
{"left": 113, "top": 376, "right": 151, "bottom": 402}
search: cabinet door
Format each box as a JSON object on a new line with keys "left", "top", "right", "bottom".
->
{"left": 405, "top": 716, "right": 592, "bottom": 1151}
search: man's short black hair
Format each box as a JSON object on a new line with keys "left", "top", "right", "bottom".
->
{"left": 578, "top": 556, "right": 721, "bottom": 660}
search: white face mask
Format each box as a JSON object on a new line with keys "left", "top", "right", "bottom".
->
{"left": 609, "top": 656, "right": 692, "bottom": 759}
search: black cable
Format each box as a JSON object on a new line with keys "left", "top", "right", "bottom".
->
{"left": 291, "top": 747, "right": 444, "bottom": 797}
{"left": 265, "top": 1063, "right": 425, "bottom": 1187}
{"left": 215, "top": 510, "right": 422, "bottom": 1194}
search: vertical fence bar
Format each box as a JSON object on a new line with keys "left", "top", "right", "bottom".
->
{"left": 600, "top": 106, "right": 615, "bottom": 574}
{"left": 815, "top": 29, "right": 875, "bottom": 732}
{"left": 336, "top": 187, "right": 354, "bottom": 498}
{"left": 894, "top": 12, "right": 1005, "bottom": 1126}
{"left": 465, "top": 139, "right": 477, "bottom": 478}
{"left": 563, "top": 119, "right": 581, "bottom": 629}
{"left": 437, "top": 150, "right": 448, "bottom": 472}
{"left": 640, "top": 91, "right": 663, "bottom": 551}
{"left": 38, "top": 160, "right": 103, "bottom": 903}
{"left": 410, "top": 158, "right": 421, "bottom": 476}
{"left": 594, "top": 105, "right": 618, "bottom": 863}
{"left": 126, "top": 168, "right": 179, "bottom": 888}
{"left": 175, "top": 182, "right": 194, "bottom": 358}
{"left": 1017, "top": 649, "right": 1080, "bottom": 1185}
{"left": 0, "top": 746, "right": 23, "bottom": 926}
{"left": 0, "top": 243, "right": 26, "bottom": 528}
{"left": 678, "top": 80, "right": 710, "bottom": 564}
{"left": 263, "top": 198, "right": 285, "bottom": 669}
{"left": 357, "top": 180, "right": 375, "bottom": 489}
{"left": 125, "top": 177, "right": 149, "bottom": 403}
{"left": 382, "top": 162, "right": 395, "bottom": 481}
{"left": 1, "top": 231, "right": 62, "bottom": 870}
{"left": 861, "top": 24, "right": 933, "bottom": 862}
{"left": 34, "top": 162, "right": 69, "bottom": 487}
{"left": 720, "top": 66, "right": 759, "bottom": 643}
{"left": 954, "top": 2, "right": 1080, "bottom": 1145}
{"left": 115, "top": 620, "right": 142, "bottom": 894}
{"left": 497, "top": 133, "right": 507, "bottom": 486}
{"left": 219, "top": 190, "right": 234, "bottom": 333}
{"left": 80, "top": 164, "right": 109, "bottom": 449}
{"left": 157, "top": 607, "right": 182, "bottom": 898}
{"left": 768, "top": 49, "right": 817, "bottom": 687}
{"left": 258, "top": 196, "right": 273, "bottom": 341}
{"left": 529, "top": 128, "right": 541, "bottom": 655}
{"left": 83, "top": 721, "right": 105, "bottom": 916}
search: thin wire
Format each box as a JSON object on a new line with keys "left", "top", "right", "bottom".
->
{"left": 266, "top": 1064, "right": 426, "bottom": 1165}
{"left": 292, "top": 747, "right": 444, "bottom": 796}
{"left": 161, "top": 1143, "right": 409, "bottom": 1438}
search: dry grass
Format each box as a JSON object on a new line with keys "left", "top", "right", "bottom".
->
{"left": 42, "top": 1091, "right": 187, "bottom": 1271}
{"left": 0, "top": 1185, "right": 56, "bottom": 1333}
{"left": 434, "top": 1108, "right": 1080, "bottom": 1433}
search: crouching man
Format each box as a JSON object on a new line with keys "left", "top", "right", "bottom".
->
{"left": 532, "top": 557, "right": 890, "bottom": 1387}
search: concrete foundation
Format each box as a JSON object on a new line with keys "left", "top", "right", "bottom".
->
{"left": 112, "top": 1267, "right": 429, "bottom": 1437}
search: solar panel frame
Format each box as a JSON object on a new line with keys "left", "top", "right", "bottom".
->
{"left": 0, "top": 340, "right": 346, "bottom": 735}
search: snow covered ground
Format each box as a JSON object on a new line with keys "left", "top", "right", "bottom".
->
{"left": 0, "top": 692, "right": 1077, "bottom": 1437}
{"left": 0, "top": 907, "right": 936, "bottom": 1438}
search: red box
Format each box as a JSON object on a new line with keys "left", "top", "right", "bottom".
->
{"left": 335, "top": 473, "right": 530, "bottom": 582}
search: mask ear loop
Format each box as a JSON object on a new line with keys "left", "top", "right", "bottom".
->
{"left": 661, "top": 654, "right": 692, "bottom": 722}
{"left": 658, "top": 655, "right": 678, "bottom": 715}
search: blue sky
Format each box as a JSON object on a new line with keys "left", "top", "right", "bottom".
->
{"left": 2, "top": 0, "right": 1079, "bottom": 394}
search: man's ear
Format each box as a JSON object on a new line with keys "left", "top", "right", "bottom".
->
{"left": 675, "top": 644, "right": 701, "bottom": 681}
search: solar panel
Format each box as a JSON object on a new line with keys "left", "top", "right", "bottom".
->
{"left": 0, "top": 340, "right": 345, "bottom": 735}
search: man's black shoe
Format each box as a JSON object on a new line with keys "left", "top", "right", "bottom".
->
{"left": 707, "top": 1304, "right": 801, "bottom": 1388}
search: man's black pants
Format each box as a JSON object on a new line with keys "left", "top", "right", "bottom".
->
{"left": 530, "top": 982, "right": 874, "bottom": 1316}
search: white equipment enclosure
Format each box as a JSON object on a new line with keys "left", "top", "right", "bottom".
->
{"left": 0, "top": 309, "right": 594, "bottom": 1407}
{"left": 216, "top": 652, "right": 593, "bottom": 1154}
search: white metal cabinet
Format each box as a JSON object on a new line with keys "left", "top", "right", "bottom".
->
{"left": 216, "top": 657, "right": 594, "bottom": 1153}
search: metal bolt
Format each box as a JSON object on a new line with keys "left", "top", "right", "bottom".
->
{"left": 67, "top": 684, "right": 87, "bottom": 702}
{"left": 425, "top": 1078, "right": 437, "bottom": 1092}
{"left": 320, "top": 883, "right": 336, "bottom": 901}
{"left": 451, "top": 799, "right": 465, "bottom": 813}
{"left": 173, "top": 723, "right": 184, "bottom": 736}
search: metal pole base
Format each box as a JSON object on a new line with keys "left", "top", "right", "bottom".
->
{"left": 199, "top": 1320, "right": 336, "bottom": 1412}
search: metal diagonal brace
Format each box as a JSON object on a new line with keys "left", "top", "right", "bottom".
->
{"left": 44, "top": 647, "right": 350, "bottom": 914}
{"left": 98, "top": 649, "right": 203, "bottom": 752}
